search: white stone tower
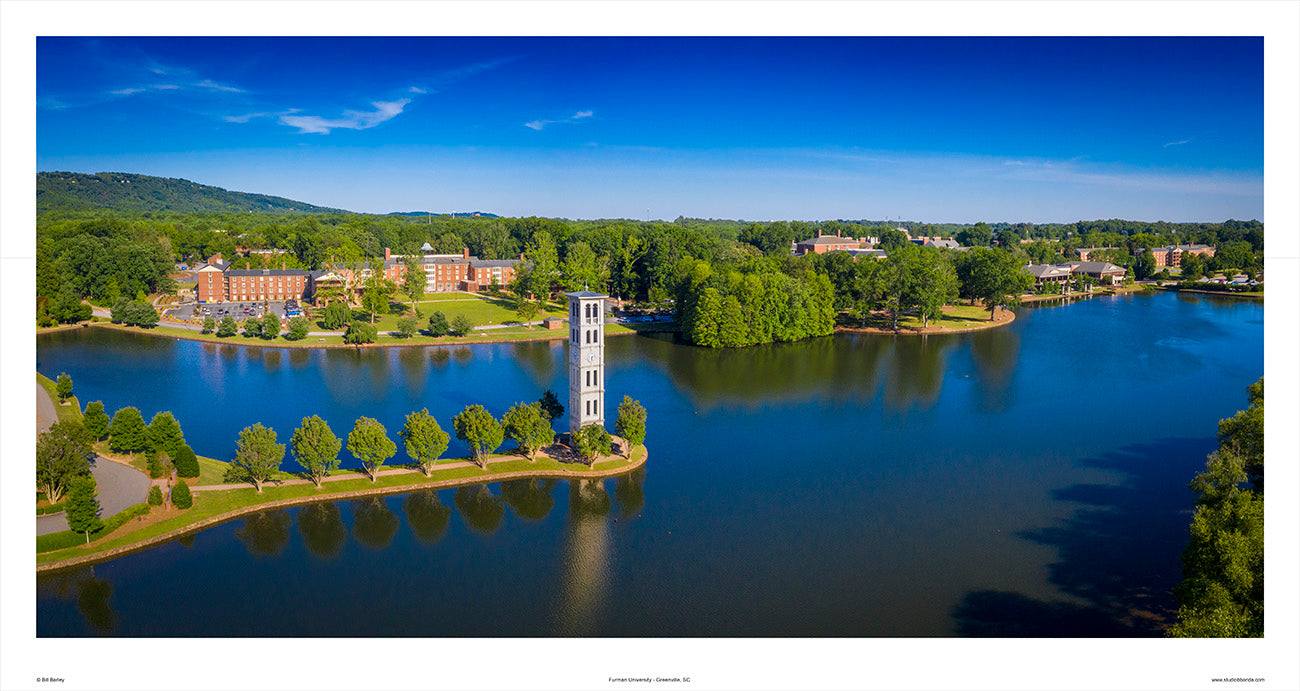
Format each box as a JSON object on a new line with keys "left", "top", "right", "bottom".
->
{"left": 567, "top": 290, "right": 607, "bottom": 438}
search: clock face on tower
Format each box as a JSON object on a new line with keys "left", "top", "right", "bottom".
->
{"left": 587, "top": 353, "right": 596, "bottom": 363}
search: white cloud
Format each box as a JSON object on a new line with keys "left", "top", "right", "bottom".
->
{"left": 195, "top": 79, "right": 244, "bottom": 93}
{"left": 110, "top": 87, "right": 146, "bottom": 96}
{"left": 409, "top": 86, "right": 427, "bottom": 94}
{"left": 279, "top": 99, "right": 411, "bottom": 134}
{"left": 1163, "top": 139, "right": 1190, "bottom": 148}
{"left": 525, "top": 110, "right": 595, "bottom": 130}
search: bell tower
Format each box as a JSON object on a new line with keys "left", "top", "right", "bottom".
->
{"left": 566, "top": 290, "right": 607, "bottom": 438}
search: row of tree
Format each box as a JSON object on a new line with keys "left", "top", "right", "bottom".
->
{"left": 224, "top": 392, "right": 648, "bottom": 492}
{"left": 675, "top": 260, "right": 837, "bottom": 348}
{"left": 1168, "top": 378, "right": 1264, "bottom": 637}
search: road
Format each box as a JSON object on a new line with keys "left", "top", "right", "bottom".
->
{"left": 35, "top": 380, "right": 152, "bottom": 536}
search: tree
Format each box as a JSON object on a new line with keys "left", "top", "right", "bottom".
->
{"left": 65, "top": 475, "right": 102, "bottom": 544}
{"left": 108, "top": 406, "right": 147, "bottom": 453}
{"left": 561, "top": 241, "right": 610, "bottom": 292}
{"left": 956, "top": 222, "right": 993, "bottom": 247}
{"left": 173, "top": 444, "right": 200, "bottom": 478}
{"left": 145, "top": 449, "right": 166, "bottom": 478}
{"left": 285, "top": 316, "right": 310, "bottom": 341}
{"left": 962, "top": 248, "right": 1033, "bottom": 320}
{"left": 502, "top": 402, "right": 554, "bottom": 461}
{"left": 110, "top": 298, "right": 130, "bottom": 324}
{"left": 400, "top": 408, "right": 451, "bottom": 477}
{"left": 522, "top": 231, "right": 562, "bottom": 300}
{"left": 360, "top": 266, "right": 395, "bottom": 324}
{"left": 453, "top": 404, "right": 504, "bottom": 469}
{"left": 427, "top": 311, "right": 450, "bottom": 337}
{"left": 572, "top": 423, "right": 613, "bottom": 468}
{"left": 172, "top": 480, "right": 192, "bottom": 509}
{"left": 290, "top": 415, "right": 342, "bottom": 488}
{"left": 36, "top": 420, "right": 93, "bottom": 504}
{"left": 146, "top": 411, "right": 185, "bottom": 457}
{"left": 243, "top": 317, "right": 262, "bottom": 338}
{"left": 148, "top": 485, "right": 163, "bottom": 506}
{"left": 402, "top": 253, "right": 425, "bottom": 315}
{"left": 1180, "top": 252, "right": 1206, "bottom": 280}
{"left": 261, "top": 312, "right": 281, "bottom": 339}
{"left": 201, "top": 316, "right": 216, "bottom": 334}
{"left": 344, "top": 321, "right": 377, "bottom": 345}
{"left": 538, "top": 389, "right": 565, "bottom": 421}
{"left": 217, "top": 315, "right": 238, "bottom": 337}
{"left": 451, "top": 314, "right": 473, "bottom": 337}
{"left": 1169, "top": 379, "right": 1265, "bottom": 638}
{"left": 56, "top": 373, "right": 73, "bottom": 403}
{"left": 911, "top": 249, "right": 960, "bottom": 328}
{"left": 233, "top": 423, "right": 284, "bottom": 492}
{"left": 1133, "top": 250, "right": 1157, "bottom": 280}
{"left": 614, "top": 396, "right": 647, "bottom": 458}
{"left": 321, "top": 301, "right": 351, "bottom": 330}
{"left": 396, "top": 315, "right": 419, "bottom": 338}
{"left": 347, "top": 417, "right": 397, "bottom": 482}
{"left": 83, "top": 401, "right": 109, "bottom": 440}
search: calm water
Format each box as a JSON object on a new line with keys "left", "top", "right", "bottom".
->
{"left": 36, "top": 292, "right": 1263, "bottom": 636}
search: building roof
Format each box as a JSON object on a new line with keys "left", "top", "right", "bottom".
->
{"left": 797, "top": 235, "right": 863, "bottom": 245}
{"left": 566, "top": 290, "right": 607, "bottom": 299}
{"left": 226, "top": 268, "right": 312, "bottom": 277}
{"left": 842, "top": 248, "right": 887, "bottom": 259}
{"left": 1070, "top": 261, "right": 1126, "bottom": 274}
{"left": 925, "top": 238, "right": 960, "bottom": 249}
{"left": 1025, "top": 264, "right": 1073, "bottom": 279}
{"left": 420, "top": 242, "right": 434, "bottom": 251}
{"left": 471, "top": 258, "right": 519, "bottom": 268}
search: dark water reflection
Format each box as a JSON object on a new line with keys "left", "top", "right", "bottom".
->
{"left": 36, "top": 293, "right": 1262, "bottom": 636}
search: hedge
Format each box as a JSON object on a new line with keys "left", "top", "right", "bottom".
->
{"left": 36, "top": 503, "right": 152, "bottom": 553}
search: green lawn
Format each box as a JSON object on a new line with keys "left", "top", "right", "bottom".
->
{"left": 37, "top": 373, "right": 83, "bottom": 424}
{"left": 899, "top": 303, "right": 996, "bottom": 330}
{"left": 348, "top": 293, "right": 567, "bottom": 332}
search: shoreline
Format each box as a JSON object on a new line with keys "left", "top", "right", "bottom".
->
{"left": 836, "top": 305, "right": 1015, "bottom": 337}
{"left": 45, "top": 320, "right": 647, "bottom": 349}
{"left": 36, "top": 446, "right": 648, "bottom": 573}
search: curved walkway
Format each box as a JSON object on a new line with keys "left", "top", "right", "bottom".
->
{"left": 35, "top": 381, "right": 152, "bottom": 536}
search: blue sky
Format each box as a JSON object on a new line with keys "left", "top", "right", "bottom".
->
{"left": 37, "top": 37, "right": 1263, "bottom": 222}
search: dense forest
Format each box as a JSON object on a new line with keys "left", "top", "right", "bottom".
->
{"left": 36, "top": 172, "right": 1265, "bottom": 347}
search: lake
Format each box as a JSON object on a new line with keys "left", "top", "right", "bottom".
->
{"left": 36, "top": 291, "right": 1264, "bottom": 636}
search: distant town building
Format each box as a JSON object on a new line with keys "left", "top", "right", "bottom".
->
{"left": 912, "top": 237, "right": 961, "bottom": 250}
{"left": 794, "top": 234, "right": 869, "bottom": 255}
{"left": 1151, "top": 244, "right": 1216, "bottom": 267}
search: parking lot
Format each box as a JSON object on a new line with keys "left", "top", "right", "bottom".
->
{"left": 168, "top": 300, "right": 303, "bottom": 322}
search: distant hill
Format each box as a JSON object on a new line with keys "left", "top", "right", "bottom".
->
{"left": 388, "top": 211, "right": 499, "bottom": 219}
{"left": 37, "top": 171, "right": 350, "bottom": 215}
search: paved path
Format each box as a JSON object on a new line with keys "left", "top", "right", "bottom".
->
{"left": 37, "top": 380, "right": 58, "bottom": 435}
{"left": 35, "top": 382, "right": 152, "bottom": 536}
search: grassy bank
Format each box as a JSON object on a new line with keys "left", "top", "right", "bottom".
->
{"left": 37, "top": 372, "right": 83, "bottom": 424}
{"left": 37, "top": 445, "right": 646, "bottom": 567}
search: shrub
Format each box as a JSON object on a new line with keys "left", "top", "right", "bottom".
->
{"left": 427, "top": 311, "right": 450, "bottom": 337}
{"left": 201, "top": 316, "right": 215, "bottom": 334}
{"left": 172, "top": 481, "right": 192, "bottom": 509}
{"left": 172, "top": 444, "right": 200, "bottom": 478}
{"left": 451, "top": 314, "right": 474, "bottom": 336}
{"left": 396, "top": 315, "right": 419, "bottom": 338}
{"left": 261, "top": 312, "right": 281, "bottom": 340}
{"left": 148, "top": 486, "right": 163, "bottom": 506}
{"left": 243, "top": 318, "right": 262, "bottom": 338}
{"left": 344, "top": 321, "right": 377, "bottom": 345}
{"left": 285, "top": 316, "right": 311, "bottom": 341}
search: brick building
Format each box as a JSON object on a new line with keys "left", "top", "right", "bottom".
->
{"left": 1151, "top": 244, "right": 1216, "bottom": 267}
{"left": 191, "top": 246, "right": 523, "bottom": 303}
{"left": 794, "top": 234, "right": 869, "bottom": 255}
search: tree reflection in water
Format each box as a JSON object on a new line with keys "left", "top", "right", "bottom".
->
{"left": 38, "top": 565, "right": 117, "bottom": 635}
{"left": 501, "top": 478, "right": 557, "bottom": 521}
{"left": 511, "top": 340, "right": 559, "bottom": 389}
{"left": 402, "top": 490, "right": 451, "bottom": 544}
{"left": 613, "top": 468, "right": 646, "bottom": 519}
{"left": 296, "top": 501, "right": 347, "bottom": 559}
{"left": 969, "top": 324, "right": 1020, "bottom": 412}
{"left": 234, "top": 508, "right": 292, "bottom": 557}
{"left": 351, "top": 496, "right": 400, "bottom": 550}
{"left": 454, "top": 484, "right": 505, "bottom": 534}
